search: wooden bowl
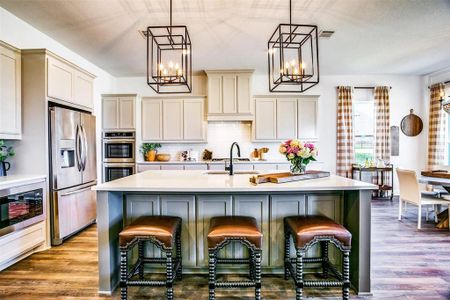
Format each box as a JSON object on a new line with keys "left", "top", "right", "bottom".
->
{"left": 156, "top": 153, "right": 171, "bottom": 162}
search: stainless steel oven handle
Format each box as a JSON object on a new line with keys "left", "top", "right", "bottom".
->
{"left": 75, "top": 124, "right": 82, "bottom": 171}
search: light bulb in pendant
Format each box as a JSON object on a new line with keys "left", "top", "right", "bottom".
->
{"left": 177, "top": 69, "right": 183, "bottom": 76}
{"left": 291, "top": 59, "right": 296, "bottom": 67}
{"left": 159, "top": 63, "right": 164, "bottom": 70}
{"left": 175, "top": 63, "right": 179, "bottom": 70}
{"left": 168, "top": 61, "right": 174, "bottom": 69}
{"left": 294, "top": 68, "right": 299, "bottom": 75}
{"left": 162, "top": 69, "right": 168, "bottom": 76}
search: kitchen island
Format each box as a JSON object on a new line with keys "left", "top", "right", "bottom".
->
{"left": 94, "top": 170, "right": 375, "bottom": 295}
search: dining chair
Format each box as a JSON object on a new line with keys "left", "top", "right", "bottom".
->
{"left": 396, "top": 168, "right": 450, "bottom": 229}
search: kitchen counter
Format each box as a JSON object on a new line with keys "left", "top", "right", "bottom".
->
{"left": 136, "top": 160, "right": 292, "bottom": 164}
{"left": 0, "top": 174, "right": 47, "bottom": 190}
{"left": 95, "top": 171, "right": 375, "bottom": 296}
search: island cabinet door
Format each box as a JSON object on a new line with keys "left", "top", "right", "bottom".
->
{"left": 161, "top": 195, "right": 196, "bottom": 267}
{"left": 196, "top": 195, "right": 233, "bottom": 267}
{"left": 269, "top": 194, "right": 306, "bottom": 267}
{"left": 305, "top": 193, "right": 343, "bottom": 264}
{"left": 233, "top": 195, "right": 269, "bottom": 267}
{"left": 125, "top": 195, "right": 161, "bottom": 257}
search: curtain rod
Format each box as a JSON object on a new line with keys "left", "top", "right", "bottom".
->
{"left": 335, "top": 86, "right": 392, "bottom": 89}
{"left": 427, "top": 81, "right": 450, "bottom": 89}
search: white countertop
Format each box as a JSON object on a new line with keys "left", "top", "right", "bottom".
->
{"left": 0, "top": 174, "right": 47, "bottom": 190}
{"left": 94, "top": 170, "right": 376, "bottom": 193}
{"left": 137, "top": 160, "right": 319, "bottom": 165}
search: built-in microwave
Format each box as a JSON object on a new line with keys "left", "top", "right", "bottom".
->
{"left": 102, "top": 132, "right": 135, "bottom": 163}
{"left": 0, "top": 187, "right": 44, "bottom": 237}
{"left": 103, "top": 163, "right": 136, "bottom": 182}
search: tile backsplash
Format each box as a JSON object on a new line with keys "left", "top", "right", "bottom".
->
{"left": 140, "top": 121, "right": 282, "bottom": 162}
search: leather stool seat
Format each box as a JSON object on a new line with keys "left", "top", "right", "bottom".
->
{"left": 208, "top": 216, "right": 263, "bottom": 249}
{"left": 119, "top": 216, "right": 181, "bottom": 248}
{"left": 285, "top": 215, "right": 351, "bottom": 249}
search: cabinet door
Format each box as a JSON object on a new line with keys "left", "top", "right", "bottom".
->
{"left": 102, "top": 97, "right": 119, "bottom": 130}
{"left": 163, "top": 99, "right": 183, "bottom": 140}
{"left": 47, "top": 57, "right": 73, "bottom": 102}
{"left": 184, "top": 164, "right": 208, "bottom": 170}
{"left": 254, "top": 98, "right": 276, "bottom": 140}
{"left": 233, "top": 164, "right": 254, "bottom": 171}
{"left": 196, "top": 195, "right": 233, "bottom": 267}
{"left": 269, "top": 194, "right": 306, "bottom": 267}
{"left": 207, "top": 75, "right": 222, "bottom": 114}
{"left": 277, "top": 98, "right": 297, "bottom": 140}
{"left": 237, "top": 74, "right": 251, "bottom": 114}
{"left": 142, "top": 99, "right": 162, "bottom": 141}
{"left": 298, "top": 98, "right": 318, "bottom": 140}
{"left": 73, "top": 70, "right": 93, "bottom": 109}
{"left": 137, "top": 164, "right": 161, "bottom": 172}
{"left": 160, "top": 165, "right": 184, "bottom": 170}
{"left": 222, "top": 75, "right": 237, "bottom": 113}
{"left": 183, "top": 99, "right": 204, "bottom": 140}
{"left": 253, "top": 163, "right": 278, "bottom": 171}
{"left": 161, "top": 195, "right": 196, "bottom": 267}
{"left": 119, "top": 97, "right": 135, "bottom": 129}
{"left": 0, "top": 45, "right": 21, "bottom": 138}
{"left": 233, "top": 195, "right": 270, "bottom": 266}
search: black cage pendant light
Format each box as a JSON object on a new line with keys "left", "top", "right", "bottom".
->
{"left": 268, "top": 0, "right": 319, "bottom": 93}
{"left": 147, "top": 0, "right": 192, "bottom": 93}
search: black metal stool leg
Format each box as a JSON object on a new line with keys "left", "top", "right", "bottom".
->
{"left": 166, "top": 249, "right": 174, "bottom": 300}
{"left": 120, "top": 249, "right": 128, "bottom": 300}
{"left": 284, "top": 228, "right": 291, "bottom": 280}
{"left": 343, "top": 250, "right": 350, "bottom": 300}
{"left": 255, "top": 250, "right": 262, "bottom": 300}
{"left": 249, "top": 249, "right": 255, "bottom": 280}
{"left": 138, "top": 241, "right": 145, "bottom": 280}
{"left": 208, "top": 250, "right": 216, "bottom": 300}
{"left": 320, "top": 241, "right": 329, "bottom": 279}
{"left": 296, "top": 249, "right": 304, "bottom": 300}
{"left": 176, "top": 232, "right": 182, "bottom": 280}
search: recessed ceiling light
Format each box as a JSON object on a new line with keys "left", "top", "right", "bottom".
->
{"left": 319, "top": 30, "right": 335, "bottom": 39}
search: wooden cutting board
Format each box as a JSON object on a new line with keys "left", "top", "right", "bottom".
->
{"left": 421, "top": 170, "right": 450, "bottom": 179}
{"left": 250, "top": 171, "right": 331, "bottom": 184}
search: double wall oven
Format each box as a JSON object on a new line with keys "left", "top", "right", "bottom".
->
{"left": 102, "top": 131, "right": 136, "bottom": 182}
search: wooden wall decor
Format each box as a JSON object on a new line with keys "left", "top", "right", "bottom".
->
{"left": 390, "top": 126, "right": 399, "bottom": 156}
{"left": 400, "top": 109, "right": 423, "bottom": 137}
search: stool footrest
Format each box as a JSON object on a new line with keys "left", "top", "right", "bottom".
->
{"left": 304, "top": 280, "right": 343, "bottom": 288}
{"left": 216, "top": 281, "right": 256, "bottom": 288}
{"left": 127, "top": 280, "right": 166, "bottom": 286}
{"left": 216, "top": 258, "right": 251, "bottom": 264}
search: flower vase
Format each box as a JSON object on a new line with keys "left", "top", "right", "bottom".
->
{"left": 0, "top": 161, "right": 10, "bottom": 176}
{"left": 290, "top": 161, "right": 306, "bottom": 175}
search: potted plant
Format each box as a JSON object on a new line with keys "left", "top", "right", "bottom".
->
{"left": 0, "top": 140, "right": 15, "bottom": 176}
{"left": 279, "top": 139, "right": 317, "bottom": 175}
{"left": 140, "top": 143, "right": 161, "bottom": 161}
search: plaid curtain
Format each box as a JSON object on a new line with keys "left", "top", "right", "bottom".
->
{"left": 374, "top": 86, "right": 390, "bottom": 162}
{"left": 428, "top": 83, "right": 446, "bottom": 168}
{"left": 336, "top": 86, "right": 354, "bottom": 177}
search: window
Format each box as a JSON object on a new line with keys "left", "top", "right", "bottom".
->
{"left": 353, "top": 89, "right": 375, "bottom": 165}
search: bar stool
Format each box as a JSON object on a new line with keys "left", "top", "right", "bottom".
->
{"left": 207, "top": 216, "right": 263, "bottom": 300}
{"left": 119, "top": 216, "right": 182, "bottom": 300}
{"left": 284, "top": 215, "right": 352, "bottom": 300}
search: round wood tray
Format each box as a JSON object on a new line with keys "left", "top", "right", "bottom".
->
{"left": 400, "top": 109, "right": 423, "bottom": 137}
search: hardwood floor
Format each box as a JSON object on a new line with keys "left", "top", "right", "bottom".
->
{"left": 0, "top": 199, "right": 449, "bottom": 299}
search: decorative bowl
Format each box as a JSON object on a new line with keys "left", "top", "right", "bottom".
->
{"left": 156, "top": 153, "right": 171, "bottom": 162}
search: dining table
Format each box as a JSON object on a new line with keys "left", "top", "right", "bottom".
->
{"left": 419, "top": 173, "right": 450, "bottom": 230}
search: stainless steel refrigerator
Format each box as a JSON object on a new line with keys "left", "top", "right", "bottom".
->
{"left": 49, "top": 106, "right": 97, "bottom": 245}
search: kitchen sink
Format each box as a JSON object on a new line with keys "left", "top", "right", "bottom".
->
{"left": 203, "top": 170, "right": 260, "bottom": 175}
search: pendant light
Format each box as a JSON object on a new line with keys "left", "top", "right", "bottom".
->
{"left": 268, "top": 0, "right": 319, "bottom": 92}
{"left": 146, "top": 0, "right": 192, "bottom": 93}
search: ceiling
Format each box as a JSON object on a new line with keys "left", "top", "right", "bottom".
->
{"left": 1, "top": 0, "right": 450, "bottom": 77}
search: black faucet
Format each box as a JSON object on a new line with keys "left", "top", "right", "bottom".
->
{"left": 225, "top": 142, "right": 241, "bottom": 175}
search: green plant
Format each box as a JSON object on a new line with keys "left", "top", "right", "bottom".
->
{"left": 140, "top": 143, "right": 161, "bottom": 154}
{"left": 0, "top": 140, "right": 15, "bottom": 162}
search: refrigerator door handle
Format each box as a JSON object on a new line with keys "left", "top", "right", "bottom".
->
{"left": 80, "top": 125, "right": 88, "bottom": 171}
{"left": 75, "top": 124, "right": 82, "bottom": 172}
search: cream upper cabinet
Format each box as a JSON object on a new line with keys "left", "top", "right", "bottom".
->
{"left": 0, "top": 42, "right": 21, "bottom": 139}
{"left": 102, "top": 95, "right": 136, "bottom": 130}
{"left": 298, "top": 98, "right": 318, "bottom": 140}
{"left": 253, "top": 96, "right": 318, "bottom": 142}
{"left": 205, "top": 70, "right": 254, "bottom": 121}
{"left": 183, "top": 99, "right": 205, "bottom": 141}
{"left": 163, "top": 99, "right": 183, "bottom": 140}
{"left": 141, "top": 97, "right": 206, "bottom": 143}
{"left": 142, "top": 98, "right": 162, "bottom": 140}
{"left": 254, "top": 98, "right": 277, "bottom": 140}
{"left": 47, "top": 54, "right": 95, "bottom": 110}
{"left": 276, "top": 98, "right": 297, "bottom": 140}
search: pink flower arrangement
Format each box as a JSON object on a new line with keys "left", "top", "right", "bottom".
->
{"left": 279, "top": 139, "right": 317, "bottom": 173}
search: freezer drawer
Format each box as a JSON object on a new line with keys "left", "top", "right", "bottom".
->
{"left": 51, "top": 184, "right": 96, "bottom": 245}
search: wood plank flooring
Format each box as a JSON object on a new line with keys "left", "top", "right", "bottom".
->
{"left": 0, "top": 198, "right": 449, "bottom": 299}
